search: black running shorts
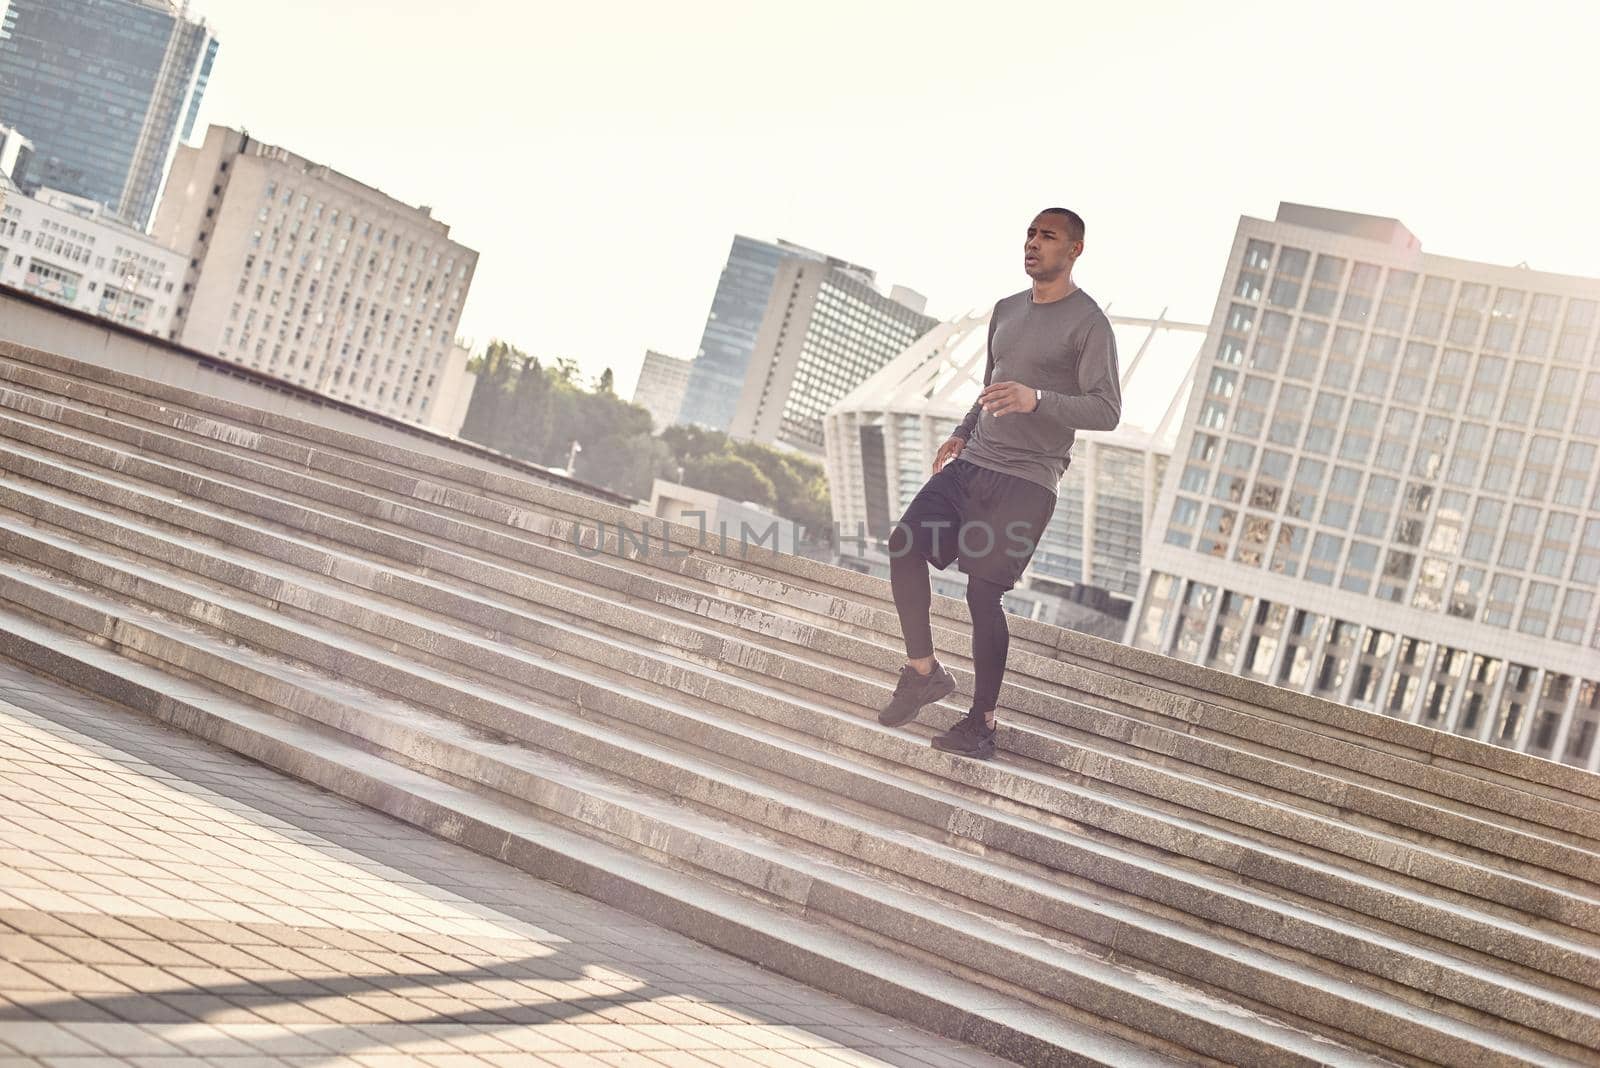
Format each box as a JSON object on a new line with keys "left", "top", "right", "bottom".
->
{"left": 891, "top": 457, "right": 1058, "bottom": 590}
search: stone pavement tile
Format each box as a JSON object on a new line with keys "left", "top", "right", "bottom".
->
{"left": 177, "top": 920, "right": 273, "bottom": 946}
{"left": 636, "top": 1052, "right": 734, "bottom": 1068}
{"left": 0, "top": 958, "right": 56, "bottom": 990}
{"left": 39, "top": 937, "right": 148, "bottom": 967}
{"left": 516, "top": 1025, "right": 623, "bottom": 1054}
{"left": 59, "top": 916, "right": 149, "bottom": 941}
{"left": 91, "top": 963, "right": 182, "bottom": 991}
{"left": 737, "top": 1052, "right": 838, "bottom": 1068}
{"left": 0, "top": 1021, "right": 104, "bottom": 1056}
{"left": 478, "top": 1054, "right": 559, "bottom": 1068}
{"left": 198, "top": 1024, "right": 328, "bottom": 1056}
{"left": 350, "top": 1055, "right": 446, "bottom": 1068}
{"left": 56, "top": 1022, "right": 186, "bottom": 1057}
{"left": 2, "top": 988, "right": 116, "bottom": 1022}
{"left": 0, "top": 911, "right": 92, "bottom": 938}
{"left": 0, "top": 931, "right": 72, "bottom": 961}
{"left": 19, "top": 962, "right": 132, "bottom": 995}
{"left": 118, "top": 919, "right": 204, "bottom": 944}
{"left": 108, "top": 941, "right": 209, "bottom": 969}
{"left": 236, "top": 1000, "right": 340, "bottom": 1026}
{"left": 349, "top": 1025, "right": 465, "bottom": 1055}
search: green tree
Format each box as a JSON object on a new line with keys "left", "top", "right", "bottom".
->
{"left": 684, "top": 454, "right": 776, "bottom": 507}
{"left": 459, "top": 339, "right": 518, "bottom": 443}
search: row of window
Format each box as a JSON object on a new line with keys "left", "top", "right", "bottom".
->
{"left": 1235, "top": 239, "right": 1598, "bottom": 365}
{"left": 1164, "top": 490, "right": 1600, "bottom": 642}
{"left": 1134, "top": 573, "right": 1599, "bottom": 765}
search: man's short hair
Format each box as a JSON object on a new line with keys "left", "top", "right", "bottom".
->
{"left": 1040, "top": 207, "right": 1085, "bottom": 244}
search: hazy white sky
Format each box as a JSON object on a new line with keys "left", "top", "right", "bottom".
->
{"left": 183, "top": 0, "right": 1600, "bottom": 395}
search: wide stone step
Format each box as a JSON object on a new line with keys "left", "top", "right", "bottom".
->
{"left": 3, "top": 350, "right": 1594, "bottom": 813}
{"left": 2, "top": 568, "right": 1570, "bottom": 1068}
{"left": 0, "top": 397, "right": 1594, "bottom": 870}
{"left": 4, "top": 447, "right": 1599, "bottom": 954}
{"left": 0, "top": 517, "right": 1595, "bottom": 1066}
{"left": 4, "top": 440, "right": 1600, "bottom": 966}
{"left": 0, "top": 608, "right": 1186, "bottom": 1068}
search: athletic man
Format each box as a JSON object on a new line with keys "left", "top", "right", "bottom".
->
{"left": 877, "top": 207, "right": 1121, "bottom": 759}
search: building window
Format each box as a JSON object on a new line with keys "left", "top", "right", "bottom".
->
{"left": 1313, "top": 621, "right": 1360, "bottom": 698}
{"left": 1554, "top": 442, "right": 1595, "bottom": 507}
{"left": 1484, "top": 288, "right": 1525, "bottom": 352}
{"left": 1555, "top": 590, "right": 1593, "bottom": 644}
{"left": 1267, "top": 247, "right": 1309, "bottom": 308}
{"left": 1270, "top": 523, "right": 1308, "bottom": 577}
{"left": 1462, "top": 498, "right": 1504, "bottom": 562}
{"left": 1449, "top": 566, "right": 1486, "bottom": 619}
{"left": 1306, "top": 533, "right": 1344, "bottom": 585}
{"left": 1197, "top": 505, "right": 1235, "bottom": 558}
{"left": 1285, "top": 457, "right": 1325, "bottom": 520}
{"left": 1483, "top": 574, "right": 1522, "bottom": 628}
{"left": 1276, "top": 610, "right": 1320, "bottom": 688}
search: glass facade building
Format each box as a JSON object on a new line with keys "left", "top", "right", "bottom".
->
{"left": 1133, "top": 203, "right": 1600, "bottom": 769}
{"left": 734, "top": 259, "right": 938, "bottom": 455}
{"left": 0, "top": 0, "right": 218, "bottom": 229}
{"left": 677, "top": 236, "right": 841, "bottom": 433}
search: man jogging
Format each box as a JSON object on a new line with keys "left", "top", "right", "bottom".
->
{"left": 878, "top": 207, "right": 1121, "bottom": 759}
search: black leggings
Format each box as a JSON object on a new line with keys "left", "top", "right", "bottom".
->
{"left": 888, "top": 527, "right": 1011, "bottom": 715}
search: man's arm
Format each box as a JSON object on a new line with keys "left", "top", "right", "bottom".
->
{"left": 953, "top": 313, "right": 999, "bottom": 441}
{"left": 1035, "top": 317, "right": 1121, "bottom": 431}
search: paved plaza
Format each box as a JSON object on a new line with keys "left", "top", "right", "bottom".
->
{"left": 0, "top": 658, "right": 1008, "bottom": 1068}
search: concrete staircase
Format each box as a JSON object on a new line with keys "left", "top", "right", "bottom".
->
{"left": 0, "top": 339, "right": 1596, "bottom": 1067}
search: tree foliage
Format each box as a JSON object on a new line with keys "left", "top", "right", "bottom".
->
{"left": 456, "top": 342, "right": 831, "bottom": 536}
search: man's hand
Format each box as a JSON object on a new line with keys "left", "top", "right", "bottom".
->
{"left": 933, "top": 435, "right": 964, "bottom": 474}
{"left": 979, "top": 381, "right": 1039, "bottom": 418}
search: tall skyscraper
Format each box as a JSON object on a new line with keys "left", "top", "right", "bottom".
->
{"left": 0, "top": 0, "right": 219, "bottom": 230}
{"left": 731, "top": 258, "right": 937, "bottom": 455}
{"left": 677, "top": 235, "right": 868, "bottom": 433}
{"left": 1132, "top": 203, "right": 1600, "bottom": 769}
{"left": 152, "top": 125, "right": 479, "bottom": 432}
{"left": 631, "top": 349, "right": 693, "bottom": 434}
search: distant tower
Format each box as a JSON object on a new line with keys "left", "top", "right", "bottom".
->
{"left": 0, "top": 0, "right": 219, "bottom": 229}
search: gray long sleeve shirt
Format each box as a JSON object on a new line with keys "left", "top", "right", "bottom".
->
{"left": 952, "top": 288, "right": 1122, "bottom": 496}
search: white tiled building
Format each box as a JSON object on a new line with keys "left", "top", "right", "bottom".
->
{"left": 1131, "top": 203, "right": 1600, "bottom": 769}
{"left": 732, "top": 260, "right": 938, "bottom": 457}
{"left": 824, "top": 306, "right": 1205, "bottom": 626}
{"left": 0, "top": 175, "right": 187, "bottom": 338}
{"left": 152, "top": 125, "right": 478, "bottom": 432}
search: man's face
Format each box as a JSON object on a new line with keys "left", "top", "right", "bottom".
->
{"left": 1023, "top": 214, "right": 1082, "bottom": 280}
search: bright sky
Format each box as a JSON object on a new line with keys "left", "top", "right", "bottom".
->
{"left": 182, "top": 0, "right": 1600, "bottom": 396}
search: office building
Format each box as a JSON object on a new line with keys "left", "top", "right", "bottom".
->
{"left": 1132, "top": 203, "right": 1600, "bottom": 769}
{"left": 152, "top": 125, "right": 479, "bottom": 431}
{"left": 631, "top": 349, "right": 692, "bottom": 433}
{"left": 678, "top": 235, "right": 869, "bottom": 433}
{"left": 0, "top": 0, "right": 219, "bottom": 229}
{"left": 1, "top": 173, "right": 187, "bottom": 337}
{"left": 732, "top": 259, "right": 936, "bottom": 455}
{"left": 824, "top": 306, "right": 1204, "bottom": 630}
